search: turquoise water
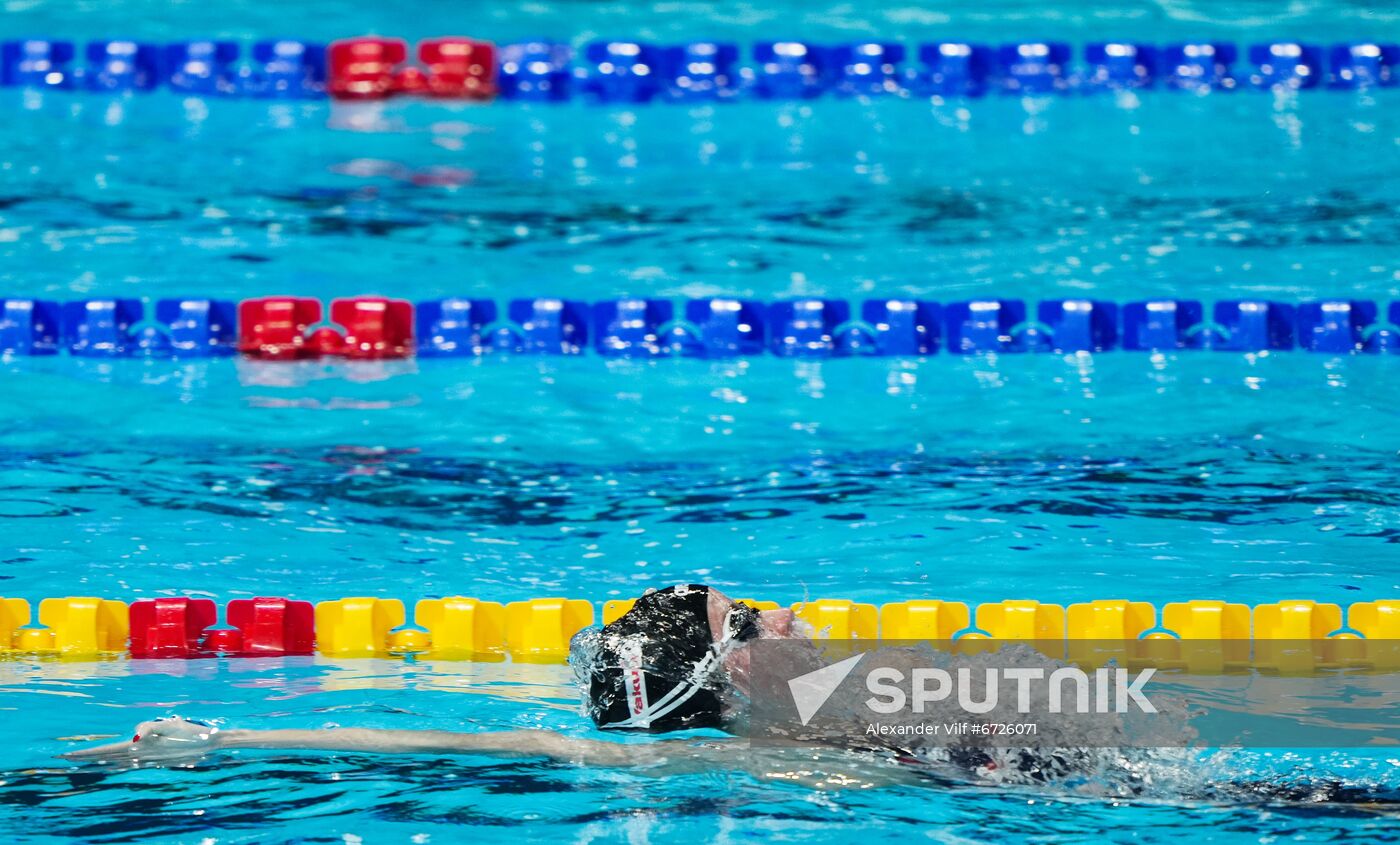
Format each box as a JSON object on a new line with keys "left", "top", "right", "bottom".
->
{"left": 3, "top": 0, "right": 1400, "bottom": 842}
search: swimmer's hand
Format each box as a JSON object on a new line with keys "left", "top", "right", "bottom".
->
{"left": 62, "top": 716, "right": 224, "bottom": 764}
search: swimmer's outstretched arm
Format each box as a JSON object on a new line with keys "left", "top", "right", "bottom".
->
{"left": 62, "top": 716, "right": 915, "bottom": 789}
{"left": 219, "top": 727, "right": 717, "bottom": 770}
{"left": 61, "top": 716, "right": 727, "bottom": 775}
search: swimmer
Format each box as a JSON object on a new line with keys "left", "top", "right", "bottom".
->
{"left": 64, "top": 586, "right": 807, "bottom": 773}
{"left": 60, "top": 584, "right": 1400, "bottom": 808}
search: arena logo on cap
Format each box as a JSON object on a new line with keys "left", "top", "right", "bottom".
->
{"left": 619, "top": 639, "right": 648, "bottom": 717}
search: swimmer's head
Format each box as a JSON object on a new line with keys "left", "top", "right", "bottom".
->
{"left": 569, "top": 584, "right": 798, "bottom": 733}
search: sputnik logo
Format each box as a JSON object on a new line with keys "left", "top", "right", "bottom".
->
{"left": 788, "top": 653, "right": 865, "bottom": 726}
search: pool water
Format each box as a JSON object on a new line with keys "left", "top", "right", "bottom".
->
{"left": 2, "top": 0, "right": 1400, "bottom": 842}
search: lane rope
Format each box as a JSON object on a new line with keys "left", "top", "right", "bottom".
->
{"left": 2, "top": 595, "right": 1395, "bottom": 665}
{"left": 2, "top": 38, "right": 1395, "bottom": 103}
{"left": 5, "top": 296, "right": 1400, "bottom": 359}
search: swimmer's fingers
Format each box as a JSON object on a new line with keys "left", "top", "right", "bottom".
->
{"left": 61, "top": 739, "right": 136, "bottom": 762}
{"left": 62, "top": 738, "right": 213, "bottom": 764}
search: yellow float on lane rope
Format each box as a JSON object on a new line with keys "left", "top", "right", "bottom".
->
{"left": 37, "top": 597, "right": 128, "bottom": 656}
{"left": 315, "top": 597, "right": 406, "bottom": 657}
{"left": 791, "top": 599, "right": 878, "bottom": 639}
{"left": 504, "top": 598, "right": 594, "bottom": 663}
{"left": 879, "top": 600, "right": 970, "bottom": 640}
{"left": 412, "top": 596, "right": 506, "bottom": 659}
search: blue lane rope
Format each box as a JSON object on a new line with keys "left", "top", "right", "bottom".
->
{"left": 0, "top": 38, "right": 1396, "bottom": 102}
{"left": 3, "top": 296, "right": 1399, "bottom": 358}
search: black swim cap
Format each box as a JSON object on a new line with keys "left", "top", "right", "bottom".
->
{"left": 571, "top": 584, "right": 760, "bottom": 732}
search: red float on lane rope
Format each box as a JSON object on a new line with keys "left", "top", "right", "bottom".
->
{"left": 238, "top": 297, "right": 322, "bottom": 360}
{"left": 328, "top": 37, "right": 408, "bottom": 99}
{"left": 236, "top": 296, "right": 413, "bottom": 360}
{"left": 331, "top": 297, "right": 414, "bottom": 359}
{"left": 129, "top": 598, "right": 218, "bottom": 658}
{"left": 419, "top": 37, "right": 497, "bottom": 98}
{"left": 224, "top": 597, "right": 315, "bottom": 656}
